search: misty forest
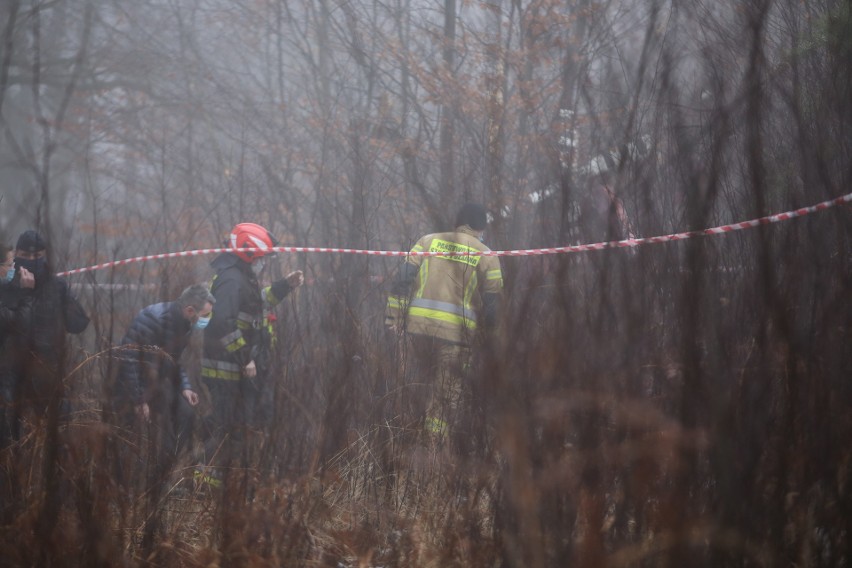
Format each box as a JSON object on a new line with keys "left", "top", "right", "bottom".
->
{"left": 0, "top": 0, "right": 850, "bottom": 566}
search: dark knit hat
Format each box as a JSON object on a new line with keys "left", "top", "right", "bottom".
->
{"left": 454, "top": 203, "right": 488, "bottom": 231}
{"left": 16, "top": 230, "right": 47, "bottom": 253}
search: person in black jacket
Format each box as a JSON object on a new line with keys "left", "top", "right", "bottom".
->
{"left": 0, "top": 242, "right": 35, "bottom": 347}
{"left": 197, "top": 223, "right": 303, "bottom": 486}
{"left": 0, "top": 243, "right": 35, "bottom": 449}
{"left": 115, "top": 284, "right": 215, "bottom": 465}
{"left": 0, "top": 230, "right": 89, "bottom": 446}
{"left": 112, "top": 285, "right": 214, "bottom": 544}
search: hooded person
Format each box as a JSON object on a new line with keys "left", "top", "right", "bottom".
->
{"left": 0, "top": 230, "right": 89, "bottom": 446}
{"left": 0, "top": 243, "right": 34, "bottom": 451}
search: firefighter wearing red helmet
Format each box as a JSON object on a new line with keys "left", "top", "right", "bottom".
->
{"left": 226, "top": 222, "right": 275, "bottom": 263}
{"left": 197, "top": 222, "right": 303, "bottom": 486}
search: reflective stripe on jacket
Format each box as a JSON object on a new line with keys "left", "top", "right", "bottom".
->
{"left": 386, "top": 226, "right": 503, "bottom": 344}
{"left": 201, "top": 253, "right": 291, "bottom": 381}
{"left": 202, "top": 253, "right": 262, "bottom": 381}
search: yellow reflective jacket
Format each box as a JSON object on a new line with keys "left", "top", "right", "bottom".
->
{"left": 386, "top": 225, "right": 503, "bottom": 345}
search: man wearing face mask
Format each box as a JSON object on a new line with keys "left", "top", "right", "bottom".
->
{"left": 197, "top": 223, "right": 303, "bottom": 486}
{"left": 0, "top": 230, "right": 89, "bottom": 445}
{"left": 114, "top": 285, "right": 215, "bottom": 466}
{"left": 385, "top": 203, "right": 503, "bottom": 451}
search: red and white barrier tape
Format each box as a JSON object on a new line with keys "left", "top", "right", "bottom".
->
{"left": 57, "top": 192, "right": 852, "bottom": 277}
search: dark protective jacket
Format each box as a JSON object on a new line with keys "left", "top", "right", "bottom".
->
{"left": 201, "top": 253, "right": 292, "bottom": 381}
{"left": 115, "top": 301, "right": 195, "bottom": 405}
{"left": 0, "top": 274, "right": 89, "bottom": 374}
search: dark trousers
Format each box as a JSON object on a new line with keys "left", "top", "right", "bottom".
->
{"left": 0, "top": 378, "right": 15, "bottom": 450}
{"left": 200, "top": 377, "right": 263, "bottom": 471}
{"left": 0, "top": 364, "right": 71, "bottom": 449}
{"left": 0, "top": 364, "right": 71, "bottom": 523}
{"left": 113, "top": 386, "right": 195, "bottom": 492}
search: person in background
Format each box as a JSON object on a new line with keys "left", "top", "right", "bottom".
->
{"left": 386, "top": 203, "right": 504, "bottom": 450}
{"left": 0, "top": 243, "right": 34, "bottom": 449}
{"left": 0, "top": 230, "right": 89, "bottom": 445}
{"left": 198, "top": 222, "right": 303, "bottom": 487}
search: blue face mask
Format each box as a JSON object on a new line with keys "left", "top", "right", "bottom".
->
{"left": 194, "top": 315, "right": 211, "bottom": 330}
{"left": 2, "top": 268, "right": 14, "bottom": 284}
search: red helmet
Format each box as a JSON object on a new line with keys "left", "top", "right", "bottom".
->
{"left": 228, "top": 223, "right": 278, "bottom": 262}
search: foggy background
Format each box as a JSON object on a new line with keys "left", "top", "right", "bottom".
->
{"left": 1, "top": 0, "right": 850, "bottom": 566}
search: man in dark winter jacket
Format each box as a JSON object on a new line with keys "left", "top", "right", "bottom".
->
{"left": 0, "top": 230, "right": 89, "bottom": 446}
{"left": 198, "top": 222, "right": 303, "bottom": 485}
{"left": 0, "top": 243, "right": 34, "bottom": 449}
{"left": 115, "top": 284, "right": 215, "bottom": 465}
{"left": 0, "top": 242, "right": 34, "bottom": 351}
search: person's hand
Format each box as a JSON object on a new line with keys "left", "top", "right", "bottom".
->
{"left": 135, "top": 403, "right": 150, "bottom": 422}
{"left": 182, "top": 389, "right": 199, "bottom": 406}
{"left": 286, "top": 270, "right": 304, "bottom": 289}
{"left": 385, "top": 314, "right": 401, "bottom": 333}
{"left": 244, "top": 360, "right": 257, "bottom": 378}
{"left": 19, "top": 267, "right": 35, "bottom": 289}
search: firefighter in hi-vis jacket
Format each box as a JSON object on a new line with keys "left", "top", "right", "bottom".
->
{"left": 197, "top": 222, "right": 303, "bottom": 487}
{"left": 386, "top": 203, "right": 503, "bottom": 445}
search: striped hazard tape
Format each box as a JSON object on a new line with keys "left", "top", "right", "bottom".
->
{"left": 57, "top": 192, "right": 852, "bottom": 277}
